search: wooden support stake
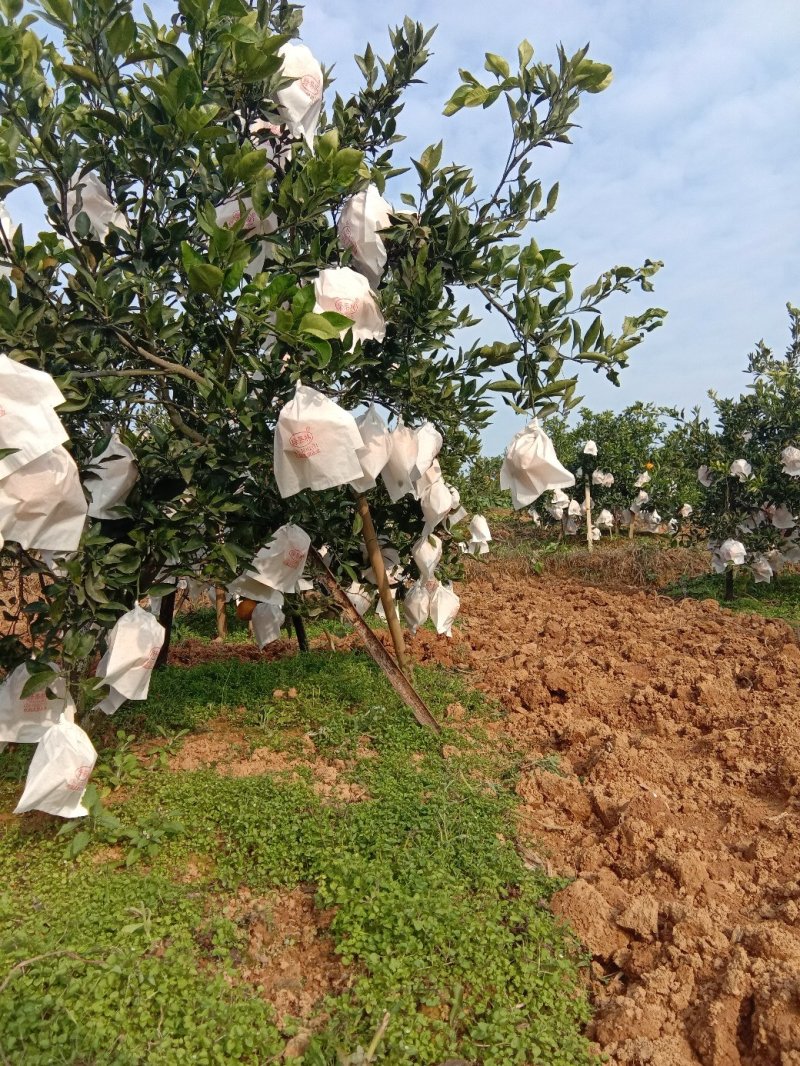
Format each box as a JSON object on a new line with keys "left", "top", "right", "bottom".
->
{"left": 308, "top": 546, "right": 441, "bottom": 733}
{"left": 585, "top": 482, "right": 593, "bottom": 553}
{"left": 356, "top": 493, "right": 411, "bottom": 678}
{"left": 215, "top": 586, "right": 228, "bottom": 641}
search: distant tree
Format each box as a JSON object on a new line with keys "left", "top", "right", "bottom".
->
{"left": 682, "top": 303, "right": 800, "bottom": 597}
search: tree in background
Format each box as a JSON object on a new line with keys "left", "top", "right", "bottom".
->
{"left": 682, "top": 303, "right": 800, "bottom": 598}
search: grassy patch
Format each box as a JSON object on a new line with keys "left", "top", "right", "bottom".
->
{"left": 664, "top": 569, "right": 800, "bottom": 624}
{"left": 0, "top": 651, "right": 595, "bottom": 1065}
{"left": 173, "top": 605, "right": 354, "bottom": 646}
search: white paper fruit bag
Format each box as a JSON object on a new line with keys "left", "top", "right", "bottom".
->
{"left": 276, "top": 42, "right": 324, "bottom": 147}
{"left": 345, "top": 581, "right": 373, "bottom": 617}
{"left": 0, "top": 445, "right": 88, "bottom": 551}
{"left": 467, "top": 514, "right": 492, "bottom": 555}
{"left": 0, "top": 355, "right": 69, "bottom": 479}
{"left": 382, "top": 422, "right": 419, "bottom": 502}
{"left": 313, "top": 267, "right": 386, "bottom": 346}
{"left": 96, "top": 605, "right": 165, "bottom": 709}
{"left": 14, "top": 712, "right": 97, "bottom": 818}
{"left": 275, "top": 384, "right": 364, "bottom": 497}
{"left": 780, "top": 446, "right": 800, "bottom": 476}
{"left": 412, "top": 533, "right": 442, "bottom": 582}
{"left": 349, "top": 404, "right": 391, "bottom": 492}
{"left": 404, "top": 581, "right": 430, "bottom": 635}
{"left": 500, "top": 423, "right": 575, "bottom": 509}
{"left": 251, "top": 600, "right": 286, "bottom": 648}
{"left": 0, "top": 663, "right": 67, "bottom": 744}
{"left": 235, "top": 525, "right": 311, "bottom": 596}
{"left": 430, "top": 583, "right": 460, "bottom": 637}
{"left": 84, "top": 434, "right": 138, "bottom": 519}
{"left": 338, "top": 184, "right": 393, "bottom": 288}
{"left": 421, "top": 478, "right": 453, "bottom": 535}
{"left": 412, "top": 423, "right": 443, "bottom": 483}
{"left": 66, "top": 172, "right": 128, "bottom": 241}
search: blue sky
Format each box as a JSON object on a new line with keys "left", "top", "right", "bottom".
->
{"left": 298, "top": 0, "right": 800, "bottom": 451}
{"left": 9, "top": 1, "right": 800, "bottom": 455}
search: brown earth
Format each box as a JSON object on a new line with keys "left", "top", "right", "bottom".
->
{"left": 418, "top": 571, "right": 800, "bottom": 1066}
{"left": 213, "top": 884, "right": 351, "bottom": 1044}
{"left": 167, "top": 716, "right": 368, "bottom": 803}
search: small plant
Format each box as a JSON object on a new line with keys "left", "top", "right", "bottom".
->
{"left": 94, "top": 731, "right": 142, "bottom": 791}
{"left": 57, "top": 784, "right": 184, "bottom": 865}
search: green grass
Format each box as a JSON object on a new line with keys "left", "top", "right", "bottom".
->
{"left": 0, "top": 650, "right": 596, "bottom": 1066}
{"left": 664, "top": 569, "right": 800, "bottom": 624}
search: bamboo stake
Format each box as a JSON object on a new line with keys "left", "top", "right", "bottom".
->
{"left": 215, "top": 586, "right": 228, "bottom": 640}
{"left": 309, "top": 546, "right": 441, "bottom": 732}
{"left": 355, "top": 493, "right": 411, "bottom": 678}
{"left": 584, "top": 482, "right": 593, "bottom": 553}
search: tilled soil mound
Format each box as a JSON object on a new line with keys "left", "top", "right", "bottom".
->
{"left": 426, "top": 572, "right": 800, "bottom": 1066}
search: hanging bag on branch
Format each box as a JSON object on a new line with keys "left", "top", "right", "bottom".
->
{"left": 313, "top": 267, "right": 386, "bottom": 346}
{"left": 349, "top": 404, "right": 391, "bottom": 492}
{"left": 345, "top": 581, "right": 373, "bottom": 617}
{"left": 275, "top": 384, "right": 364, "bottom": 497}
{"left": 412, "top": 533, "right": 442, "bottom": 582}
{"left": 0, "top": 355, "right": 69, "bottom": 479}
{"left": 251, "top": 600, "right": 286, "bottom": 648}
{"left": 0, "top": 663, "right": 68, "bottom": 744}
{"left": 66, "top": 172, "right": 129, "bottom": 241}
{"left": 338, "top": 184, "right": 393, "bottom": 288}
{"left": 467, "top": 514, "right": 492, "bottom": 555}
{"left": 404, "top": 580, "right": 431, "bottom": 635}
{"left": 95, "top": 605, "right": 165, "bottom": 714}
{"left": 500, "top": 422, "right": 575, "bottom": 509}
{"left": 381, "top": 421, "right": 419, "bottom": 502}
{"left": 276, "top": 42, "right": 324, "bottom": 148}
{"left": 14, "top": 710, "right": 96, "bottom": 818}
{"left": 84, "top": 434, "right": 138, "bottom": 519}
{"left": 430, "top": 583, "right": 460, "bottom": 637}
{"left": 233, "top": 525, "right": 311, "bottom": 596}
{"left": 0, "top": 445, "right": 88, "bottom": 552}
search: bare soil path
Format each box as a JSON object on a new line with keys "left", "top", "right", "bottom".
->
{"left": 419, "top": 569, "right": 800, "bottom": 1066}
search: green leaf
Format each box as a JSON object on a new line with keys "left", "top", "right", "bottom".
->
{"left": 487, "top": 380, "right": 520, "bottom": 394}
{"left": 20, "top": 666, "right": 59, "bottom": 700}
{"left": 146, "top": 583, "right": 176, "bottom": 597}
{"left": 518, "top": 39, "right": 534, "bottom": 68}
{"left": 106, "top": 11, "right": 135, "bottom": 55}
{"left": 484, "top": 52, "right": 510, "bottom": 79}
{"left": 546, "top": 182, "right": 559, "bottom": 213}
{"left": 576, "top": 58, "right": 613, "bottom": 94}
{"left": 220, "top": 544, "right": 239, "bottom": 573}
{"left": 73, "top": 210, "right": 91, "bottom": 239}
{"left": 187, "top": 262, "right": 224, "bottom": 296}
{"left": 299, "top": 312, "right": 349, "bottom": 340}
{"left": 60, "top": 63, "right": 101, "bottom": 88}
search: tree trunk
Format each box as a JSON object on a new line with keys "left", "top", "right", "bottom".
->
{"left": 628, "top": 514, "right": 636, "bottom": 540}
{"left": 585, "top": 483, "right": 593, "bottom": 553}
{"left": 356, "top": 493, "right": 411, "bottom": 678}
{"left": 155, "top": 590, "right": 176, "bottom": 669}
{"left": 291, "top": 613, "right": 309, "bottom": 652}
{"left": 215, "top": 586, "right": 228, "bottom": 641}
{"left": 724, "top": 568, "right": 734, "bottom": 602}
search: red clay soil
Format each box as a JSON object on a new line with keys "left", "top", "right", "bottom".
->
{"left": 214, "top": 884, "right": 351, "bottom": 1051}
{"left": 421, "top": 571, "right": 800, "bottom": 1066}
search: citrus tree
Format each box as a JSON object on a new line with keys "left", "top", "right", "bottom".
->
{"left": 543, "top": 403, "right": 700, "bottom": 532}
{"left": 0, "top": 0, "right": 664, "bottom": 708}
{"left": 682, "top": 303, "right": 800, "bottom": 597}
